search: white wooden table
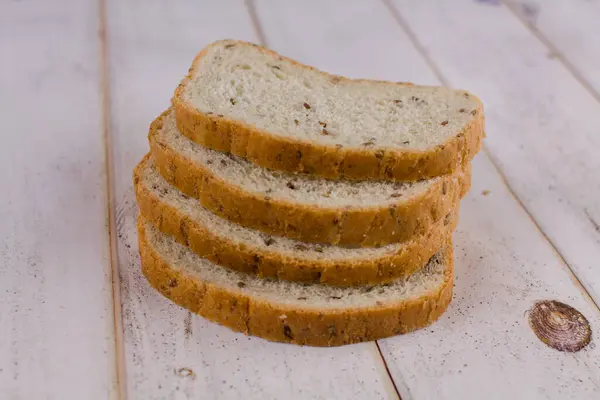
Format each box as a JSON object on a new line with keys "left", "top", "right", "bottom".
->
{"left": 2, "top": 0, "right": 600, "bottom": 398}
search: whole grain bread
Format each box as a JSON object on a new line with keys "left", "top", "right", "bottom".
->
{"left": 135, "top": 154, "right": 458, "bottom": 287}
{"left": 172, "top": 40, "right": 484, "bottom": 181}
{"left": 149, "top": 109, "right": 471, "bottom": 247}
{"left": 138, "top": 217, "right": 453, "bottom": 346}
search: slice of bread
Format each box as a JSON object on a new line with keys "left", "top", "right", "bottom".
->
{"left": 149, "top": 109, "right": 471, "bottom": 247}
{"left": 172, "top": 40, "right": 484, "bottom": 181}
{"left": 138, "top": 217, "right": 453, "bottom": 346}
{"left": 135, "top": 154, "right": 458, "bottom": 287}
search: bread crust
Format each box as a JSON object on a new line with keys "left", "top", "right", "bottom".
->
{"left": 149, "top": 110, "right": 472, "bottom": 247}
{"left": 138, "top": 218, "right": 454, "bottom": 346}
{"left": 135, "top": 154, "right": 458, "bottom": 287}
{"left": 172, "top": 40, "right": 485, "bottom": 182}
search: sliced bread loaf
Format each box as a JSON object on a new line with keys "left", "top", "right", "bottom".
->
{"left": 149, "top": 109, "right": 471, "bottom": 247}
{"left": 172, "top": 40, "right": 484, "bottom": 181}
{"left": 138, "top": 217, "right": 453, "bottom": 346}
{"left": 135, "top": 154, "right": 458, "bottom": 287}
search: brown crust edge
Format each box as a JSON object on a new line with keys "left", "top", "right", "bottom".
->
{"left": 134, "top": 154, "right": 459, "bottom": 287}
{"left": 172, "top": 39, "right": 485, "bottom": 182}
{"left": 149, "top": 109, "right": 472, "bottom": 247}
{"left": 138, "top": 217, "right": 454, "bottom": 347}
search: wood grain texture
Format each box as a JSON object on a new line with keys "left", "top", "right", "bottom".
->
{"left": 106, "top": 0, "right": 398, "bottom": 397}
{"left": 0, "top": 0, "right": 117, "bottom": 399}
{"left": 252, "top": 0, "right": 600, "bottom": 398}
{"left": 389, "top": 0, "right": 600, "bottom": 306}
{"left": 255, "top": 0, "right": 441, "bottom": 84}
{"left": 380, "top": 154, "right": 600, "bottom": 400}
{"left": 505, "top": 0, "right": 600, "bottom": 96}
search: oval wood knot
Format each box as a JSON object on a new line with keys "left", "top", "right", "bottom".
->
{"left": 528, "top": 300, "right": 591, "bottom": 352}
{"left": 175, "top": 367, "right": 196, "bottom": 379}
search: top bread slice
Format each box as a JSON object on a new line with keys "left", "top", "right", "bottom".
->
{"left": 149, "top": 109, "right": 472, "bottom": 247}
{"left": 173, "top": 40, "right": 485, "bottom": 182}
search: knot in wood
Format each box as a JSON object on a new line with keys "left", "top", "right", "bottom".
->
{"left": 528, "top": 300, "right": 591, "bottom": 352}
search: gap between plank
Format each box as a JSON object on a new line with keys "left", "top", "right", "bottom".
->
{"left": 381, "top": 0, "right": 600, "bottom": 313}
{"left": 99, "top": 0, "right": 128, "bottom": 398}
{"left": 244, "top": 0, "right": 268, "bottom": 47}
{"left": 480, "top": 149, "right": 600, "bottom": 311}
{"left": 245, "top": 0, "right": 405, "bottom": 396}
{"left": 375, "top": 341, "right": 404, "bottom": 400}
{"left": 501, "top": 0, "right": 600, "bottom": 105}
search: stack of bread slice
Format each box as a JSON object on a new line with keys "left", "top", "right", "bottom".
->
{"left": 134, "top": 40, "right": 484, "bottom": 346}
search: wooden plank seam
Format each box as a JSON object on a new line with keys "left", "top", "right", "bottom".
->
{"left": 501, "top": 0, "right": 600, "bottom": 104}
{"left": 382, "top": 0, "right": 600, "bottom": 314}
{"left": 98, "top": 0, "right": 128, "bottom": 397}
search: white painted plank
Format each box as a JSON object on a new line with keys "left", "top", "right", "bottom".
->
{"left": 388, "top": 0, "right": 600, "bottom": 307}
{"left": 381, "top": 154, "right": 600, "bottom": 400}
{"left": 253, "top": 0, "right": 600, "bottom": 398}
{"left": 506, "top": 0, "right": 600, "bottom": 95}
{"left": 255, "top": 0, "right": 439, "bottom": 85}
{"left": 106, "top": 0, "right": 398, "bottom": 398}
{"left": 0, "top": 1, "right": 117, "bottom": 399}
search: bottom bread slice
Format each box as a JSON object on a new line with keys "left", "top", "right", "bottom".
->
{"left": 138, "top": 218, "right": 454, "bottom": 346}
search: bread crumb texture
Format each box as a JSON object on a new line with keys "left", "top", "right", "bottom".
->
{"left": 173, "top": 40, "right": 485, "bottom": 181}
{"left": 138, "top": 217, "right": 454, "bottom": 346}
